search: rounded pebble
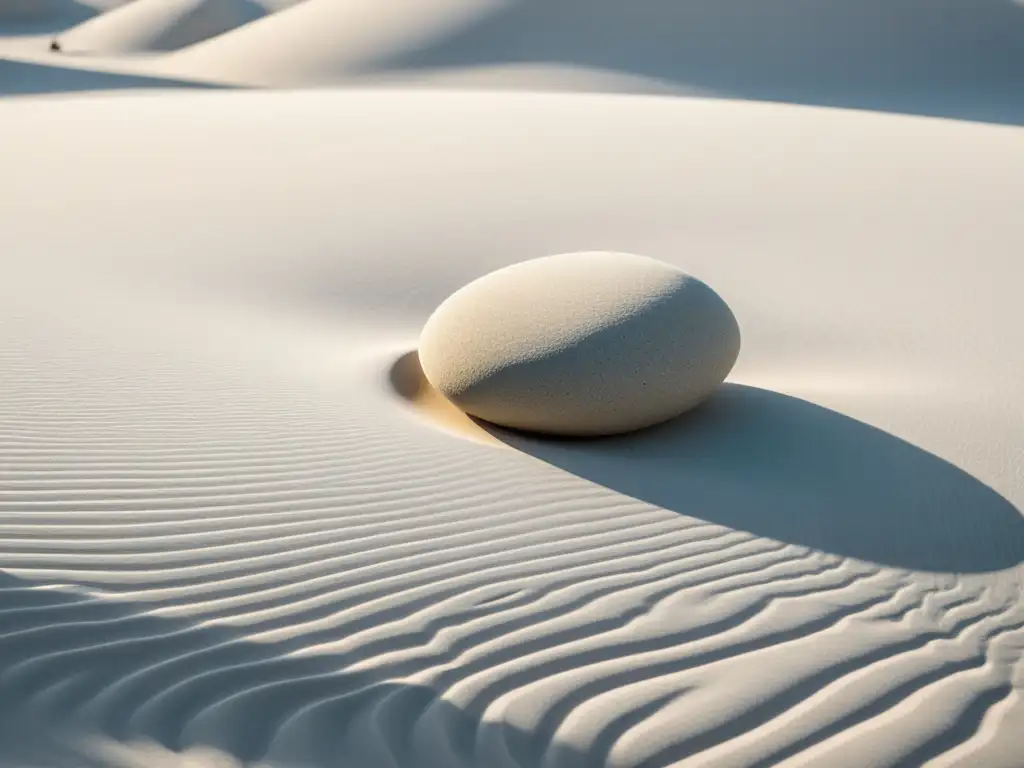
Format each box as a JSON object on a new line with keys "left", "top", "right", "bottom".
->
{"left": 418, "top": 251, "right": 741, "bottom": 436}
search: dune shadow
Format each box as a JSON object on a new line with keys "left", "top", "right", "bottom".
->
{"left": 0, "top": 58, "right": 225, "bottom": 96}
{"left": 481, "top": 384, "right": 1024, "bottom": 574}
{"left": 57, "top": 0, "right": 270, "bottom": 54}
{"left": 0, "top": 1, "right": 99, "bottom": 35}
{"left": 368, "top": 0, "right": 1024, "bottom": 125}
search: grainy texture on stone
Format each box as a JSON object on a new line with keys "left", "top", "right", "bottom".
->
{"left": 419, "top": 252, "right": 741, "bottom": 436}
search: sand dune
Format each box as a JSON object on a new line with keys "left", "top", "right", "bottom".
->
{"left": 0, "top": 57, "right": 218, "bottom": 95}
{"left": 1, "top": 89, "right": 1022, "bottom": 766}
{"left": 57, "top": 0, "right": 268, "bottom": 54}
{"left": 3, "top": 0, "right": 1021, "bottom": 123}
{"left": 0, "top": 0, "right": 105, "bottom": 24}
{"left": 168, "top": 0, "right": 512, "bottom": 86}
{"left": 164, "top": 0, "right": 1024, "bottom": 122}
{"left": 1, "top": 0, "right": 1023, "bottom": 764}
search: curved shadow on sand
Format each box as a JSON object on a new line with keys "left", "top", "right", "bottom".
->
{"left": 483, "top": 384, "right": 1024, "bottom": 573}
{"left": 0, "top": 571, "right": 593, "bottom": 768}
{"left": 389, "top": 350, "right": 505, "bottom": 445}
{"left": 0, "top": 1, "right": 98, "bottom": 34}
{"left": 0, "top": 58, "right": 225, "bottom": 96}
{"left": 368, "top": 0, "right": 1024, "bottom": 125}
{"left": 0, "top": 557, "right": 1010, "bottom": 767}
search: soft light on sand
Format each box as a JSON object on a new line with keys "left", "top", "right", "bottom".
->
{"left": 58, "top": 0, "right": 265, "bottom": 54}
{"left": 0, "top": 2, "right": 1023, "bottom": 766}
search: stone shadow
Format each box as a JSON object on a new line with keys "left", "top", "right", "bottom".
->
{"left": 483, "top": 384, "right": 1024, "bottom": 574}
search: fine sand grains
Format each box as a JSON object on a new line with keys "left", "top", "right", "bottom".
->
{"left": 0, "top": 82, "right": 1022, "bottom": 768}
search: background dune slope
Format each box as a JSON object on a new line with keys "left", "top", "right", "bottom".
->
{"left": 58, "top": 0, "right": 268, "bottom": 54}
{"left": 2, "top": 0, "right": 1022, "bottom": 123}
{"left": 167, "top": 0, "right": 1024, "bottom": 122}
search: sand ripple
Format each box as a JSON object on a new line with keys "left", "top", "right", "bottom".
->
{"left": 0, "top": 313, "right": 1021, "bottom": 768}
{"left": 0, "top": 91, "right": 1022, "bottom": 767}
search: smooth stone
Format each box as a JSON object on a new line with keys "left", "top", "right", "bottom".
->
{"left": 418, "top": 251, "right": 741, "bottom": 436}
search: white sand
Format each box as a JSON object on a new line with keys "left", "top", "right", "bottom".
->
{"left": 57, "top": 0, "right": 267, "bottom": 54}
{"left": 1, "top": 3, "right": 1023, "bottom": 767}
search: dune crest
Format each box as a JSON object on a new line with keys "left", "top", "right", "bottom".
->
{"left": 169, "top": 0, "right": 509, "bottom": 86}
{"left": 163, "top": 0, "right": 1024, "bottom": 122}
{"left": 58, "top": 0, "right": 267, "bottom": 54}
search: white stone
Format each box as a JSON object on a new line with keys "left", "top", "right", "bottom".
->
{"left": 418, "top": 252, "right": 741, "bottom": 436}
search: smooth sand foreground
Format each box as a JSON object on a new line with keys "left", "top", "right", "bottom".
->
{"left": 0, "top": 88, "right": 1022, "bottom": 767}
